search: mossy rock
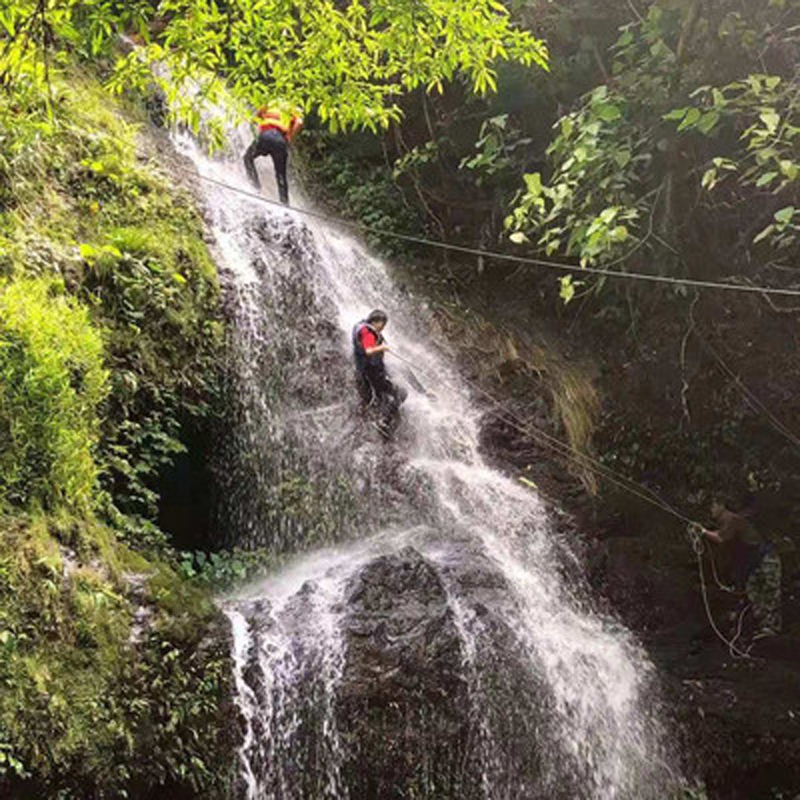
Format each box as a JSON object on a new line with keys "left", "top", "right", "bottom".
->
{"left": 0, "top": 511, "right": 236, "bottom": 798}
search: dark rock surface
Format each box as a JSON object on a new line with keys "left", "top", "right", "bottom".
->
{"left": 336, "top": 545, "right": 550, "bottom": 800}
{"left": 479, "top": 380, "right": 800, "bottom": 799}
{"left": 336, "top": 546, "right": 481, "bottom": 799}
{"left": 598, "top": 507, "right": 800, "bottom": 800}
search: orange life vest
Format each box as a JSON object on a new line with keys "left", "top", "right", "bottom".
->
{"left": 256, "top": 107, "right": 303, "bottom": 143}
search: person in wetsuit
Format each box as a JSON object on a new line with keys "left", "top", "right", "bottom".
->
{"left": 243, "top": 106, "right": 303, "bottom": 205}
{"left": 352, "top": 309, "right": 407, "bottom": 437}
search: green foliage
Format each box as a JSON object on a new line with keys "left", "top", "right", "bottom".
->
{"left": 117, "top": 632, "right": 233, "bottom": 794}
{"left": 2, "top": 0, "right": 547, "bottom": 139}
{"left": 78, "top": 209, "right": 223, "bottom": 534}
{"left": 673, "top": 74, "right": 800, "bottom": 250}
{"left": 506, "top": 83, "right": 639, "bottom": 266}
{"left": 0, "top": 66, "right": 224, "bottom": 544}
{"left": 506, "top": 0, "right": 799, "bottom": 297}
{"left": 395, "top": 140, "right": 444, "bottom": 180}
{"left": 0, "top": 61, "right": 231, "bottom": 796}
{"left": 178, "top": 547, "right": 281, "bottom": 589}
{"left": 302, "top": 129, "right": 425, "bottom": 258}
{"left": 460, "top": 114, "right": 533, "bottom": 186}
{"left": 0, "top": 279, "right": 108, "bottom": 511}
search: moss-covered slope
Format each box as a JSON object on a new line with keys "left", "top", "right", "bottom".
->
{"left": 0, "top": 68, "right": 235, "bottom": 797}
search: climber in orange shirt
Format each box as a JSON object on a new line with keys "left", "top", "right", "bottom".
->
{"left": 243, "top": 106, "right": 303, "bottom": 205}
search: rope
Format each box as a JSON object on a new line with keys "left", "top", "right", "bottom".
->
{"left": 193, "top": 172, "right": 800, "bottom": 299}
{"left": 390, "top": 348, "right": 752, "bottom": 656}
{"left": 687, "top": 523, "right": 752, "bottom": 659}
{"left": 694, "top": 331, "right": 800, "bottom": 450}
{"left": 728, "top": 605, "right": 749, "bottom": 656}
{"left": 707, "top": 545, "right": 740, "bottom": 595}
{"left": 191, "top": 166, "right": 755, "bottom": 655}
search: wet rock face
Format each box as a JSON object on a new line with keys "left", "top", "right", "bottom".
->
{"left": 478, "top": 384, "right": 800, "bottom": 798}
{"left": 335, "top": 546, "right": 553, "bottom": 800}
{"left": 212, "top": 189, "right": 680, "bottom": 798}
{"left": 337, "top": 547, "right": 480, "bottom": 799}
{"left": 213, "top": 214, "right": 364, "bottom": 554}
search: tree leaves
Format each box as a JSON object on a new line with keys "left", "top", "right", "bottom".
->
{"left": 677, "top": 106, "right": 701, "bottom": 131}
{"left": 506, "top": 73, "right": 643, "bottom": 276}
{"left": 0, "top": 279, "right": 109, "bottom": 510}
{"left": 523, "top": 172, "right": 543, "bottom": 197}
{"left": 559, "top": 275, "right": 576, "bottom": 304}
{"left": 759, "top": 110, "right": 780, "bottom": 134}
{"left": 696, "top": 111, "right": 719, "bottom": 135}
{"left": 1, "top": 0, "right": 549, "bottom": 136}
{"left": 596, "top": 103, "right": 622, "bottom": 122}
{"left": 664, "top": 106, "right": 718, "bottom": 135}
{"left": 669, "top": 71, "right": 798, "bottom": 250}
{"left": 506, "top": 1, "right": 799, "bottom": 300}
{"left": 755, "top": 171, "right": 778, "bottom": 187}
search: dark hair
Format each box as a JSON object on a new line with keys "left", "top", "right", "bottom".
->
{"left": 367, "top": 309, "right": 388, "bottom": 324}
{"left": 713, "top": 493, "right": 755, "bottom": 516}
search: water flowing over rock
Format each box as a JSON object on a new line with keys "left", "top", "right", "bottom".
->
{"left": 337, "top": 546, "right": 479, "bottom": 798}
{"left": 176, "top": 131, "right": 682, "bottom": 799}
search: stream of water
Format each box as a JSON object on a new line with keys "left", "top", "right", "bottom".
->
{"left": 176, "top": 131, "right": 680, "bottom": 799}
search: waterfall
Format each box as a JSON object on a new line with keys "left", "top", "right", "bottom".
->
{"left": 175, "top": 131, "right": 680, "bottom": 799}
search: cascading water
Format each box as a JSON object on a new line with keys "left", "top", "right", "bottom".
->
{"left": 175, "top": 129, "right": 680, "bottom": 799}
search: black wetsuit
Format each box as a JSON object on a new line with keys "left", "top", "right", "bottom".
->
{"left": 243, "top": 128, "right": 289, "bottom": 204}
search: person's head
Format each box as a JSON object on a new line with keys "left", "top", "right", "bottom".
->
{"left": 367, "top": 309, "right": 388, "bottom": 332}
{"left": 711, "top": 496, "right": 730, "bottom": 520}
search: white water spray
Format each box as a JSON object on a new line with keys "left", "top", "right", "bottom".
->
{"left": 174, "top": 131, "right": 679, "bottom": 799}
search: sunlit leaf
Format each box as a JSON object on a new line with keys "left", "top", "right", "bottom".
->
{"left": 523, "top": 172, "right": 542, "bottom": 198}
{"left": 677, "top": 107, "right": 701, "bottom": 131}
{"left": 596, "top": 103, "right": 622, "bottom": 122}
{"left": 756, "top": 171, "right": 778, "bottom": 187}
{"left": 697, "top": 111, "right": 719, "bottom": 135}
{"left": 663, "top": 108, "right": 688, "bottom": 121}
{"left": 760, "top": 110, "right": 780, "bottom": 135}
